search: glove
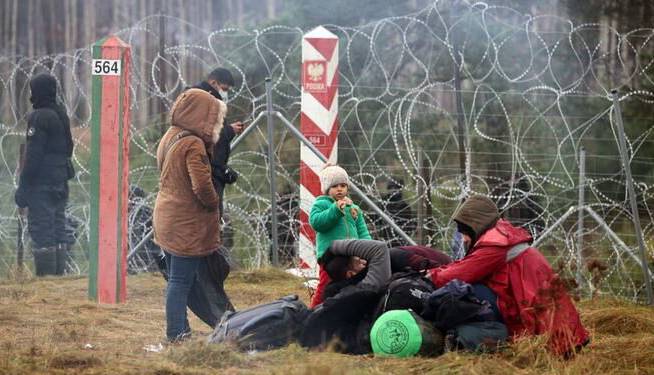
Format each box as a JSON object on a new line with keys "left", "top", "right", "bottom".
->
{"left": 14, "top": 186, "right": 28, "bottom": 208}
{"left": 223, "top": 166, "right": 238, "bottom": 184}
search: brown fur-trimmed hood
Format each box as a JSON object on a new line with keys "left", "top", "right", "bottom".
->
{"left": 169, "top": 88, "right": 226, "bottom": 145}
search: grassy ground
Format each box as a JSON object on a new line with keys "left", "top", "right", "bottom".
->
{"left": 0, "top": 268, "right": 653, "bottom": 375}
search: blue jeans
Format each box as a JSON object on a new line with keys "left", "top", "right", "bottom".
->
{"left": 164, "top": 251, "right": 234, "bottom": 341}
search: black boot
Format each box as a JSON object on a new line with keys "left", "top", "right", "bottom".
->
{"left": 33, "top": 247, "right": 57, "bottom": 276}
{"left": 55, "top": 243, "right": 70, "bottom": 276}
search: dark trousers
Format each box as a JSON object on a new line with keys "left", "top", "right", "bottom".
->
{"left": 214, "top": 181, "right": 225, "bottom": 218}
{"left": 27, "top": 185, "right": 68, "bottom": 248}
{"left": 453, "top": 284, "right": 508, "bottom": 352}
{"left": 454, "top": 321, "right": 508, "bottom": 352}
{"left": 164, "top": 251, "right": 234, "bottom": 341}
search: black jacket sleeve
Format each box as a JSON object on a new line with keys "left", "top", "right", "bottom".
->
{"left": 211, "top": 125, "right": 236, "bottom": 182}
{"left": 20, "top": 111, "right": 51, "bottom": 186}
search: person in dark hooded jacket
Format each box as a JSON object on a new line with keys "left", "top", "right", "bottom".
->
{"left": 189, "top": 67, "right": 244, "bottom": 216}
{"left": 15, "top": 73, "right": 75, "bottom": 276}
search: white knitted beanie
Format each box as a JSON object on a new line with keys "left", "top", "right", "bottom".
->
{"left": 319, "top": 165, "right": 349, "bottom": 194}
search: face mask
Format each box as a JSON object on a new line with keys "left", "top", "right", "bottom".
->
{"left": 218, "top": 90, "right": 229, "bottom": 102}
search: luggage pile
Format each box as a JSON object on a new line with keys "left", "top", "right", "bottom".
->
{"left": 208, "top": 273, "right": 506, "bottom": 357}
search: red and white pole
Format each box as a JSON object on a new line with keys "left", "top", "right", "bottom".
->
{"left": 89, "top": 36, "right": 131, "bottom": 303}
{"left": 299, "top": 27, "right": 339, "bottom": 275}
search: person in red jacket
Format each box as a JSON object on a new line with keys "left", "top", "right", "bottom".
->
{"left": 428, "top": 195, "right": 589, "bottom": 356}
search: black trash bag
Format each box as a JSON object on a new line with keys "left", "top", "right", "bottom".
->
{"left": 208, "top": 295, "right": 310, "bottom": 351}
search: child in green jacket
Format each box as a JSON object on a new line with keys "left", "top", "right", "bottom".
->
{"left": 309, "top": 165, "right": 371, "bottom": 307}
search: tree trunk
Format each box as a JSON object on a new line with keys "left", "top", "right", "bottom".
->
{"left": 226, "top": 0, "right": 233, "bottom": 26}
{"left": 237, "top": 0, "right": 244, "bottom": 28}
{"left": 267, "top": 0, "right": 276, "bottom": 20}
{"left": 3, "top": 1, "right": 7, "bottom": 55}
{"left": 87, "top": 0, "right": 96, "bottom": 43}
{"left": 138, "top": 0, "right": 149, "bottom": 129}
{"left": 27, "top": 0, "right": 34, "bottom": 56}
{"left": 11, "top": 0, "right": 17, "bottom": 55}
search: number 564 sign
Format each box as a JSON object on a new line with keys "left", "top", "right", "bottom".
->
{"left": 92, "top": 59, "right": 121, "bottom": 76}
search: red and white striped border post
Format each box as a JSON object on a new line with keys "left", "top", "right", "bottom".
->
{"left": 89, "top": 36, "right": 131, "bottom": 303}
{"left": 299, "top": 27, "right": 339, "bottom": 276}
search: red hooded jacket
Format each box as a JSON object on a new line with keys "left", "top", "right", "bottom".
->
{"left": 429, "top": 219, "right": 589, "bottom": 355}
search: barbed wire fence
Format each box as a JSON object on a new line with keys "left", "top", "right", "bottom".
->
{"left": 0, "top": 0, "right": 653, "bottom": 301}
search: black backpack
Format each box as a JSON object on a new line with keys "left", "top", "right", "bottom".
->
{"left": 421, "top": 280, "right": 496, "bottom": 331}
{"left": 208, "top": 295, "right": 310, "bottom": 350}
{"left": 374, "top": 271, "right": 435, "bottom": 318}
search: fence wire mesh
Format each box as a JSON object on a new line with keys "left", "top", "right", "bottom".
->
{"left": 1, "top": 0, "right": 653, "bottom": 301}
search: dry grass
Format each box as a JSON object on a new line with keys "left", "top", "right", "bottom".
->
{"left": 0, "top": 268, "right": 652, "bottom": 374}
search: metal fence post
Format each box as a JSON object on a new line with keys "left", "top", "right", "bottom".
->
{"left": 265, "top": 78, "right": 279, "bottom": 266}
{"left": 611, "top": 90, "right": 654, "bottom": 305}
{"left": 16, "top": 143, "right": 26, "bottom": 273}
{"left": 576, "top": 146, "right": 586, "bottom": 293}
{"left": 416, "top": 151, "right": 425, "bottom": 245}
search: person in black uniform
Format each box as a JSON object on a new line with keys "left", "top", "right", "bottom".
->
{"left": 190, "top": 67, "right": 244, "bottom": 216}
{"left": 14, "top": 73, "right": 75, "bottom": 276}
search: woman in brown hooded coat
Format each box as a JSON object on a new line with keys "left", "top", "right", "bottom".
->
{"left": 153, "top": 88, "right": 228, "bottom": 341}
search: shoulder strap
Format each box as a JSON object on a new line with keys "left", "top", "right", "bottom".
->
{"left": 157, "top": 130, "right": 195, "bottom": 171}
{"left": 506, "top": 242, "right": 530, "bottom": 262}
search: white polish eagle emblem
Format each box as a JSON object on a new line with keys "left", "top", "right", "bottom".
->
{"left": 307, "top": 63, "right": 325, "bottom": 82}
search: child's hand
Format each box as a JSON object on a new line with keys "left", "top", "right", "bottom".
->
{"left": 350, "top": 207, "right": 358, "bottom": 219}
{"left": 336, "top": 197, "right": 351, "bottom": 209}
{"left": 337, "top": 199, "right": 348, "bottom": 210}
